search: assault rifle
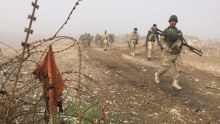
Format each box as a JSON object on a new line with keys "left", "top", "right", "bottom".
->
{"left": 156, "top": 28, "right": 203, "bottom": 56}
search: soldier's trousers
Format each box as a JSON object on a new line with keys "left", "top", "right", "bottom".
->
{"left": 147, "top": 41, "right": 155, "bottom": 58}
{"left": 103, "top": 40, "right": 109, "bottom": 50}
{"left": 157, "top": 52, "right": 182, "bottom": 81}
{"left": 130, "top": 40, "right": 137, "bottom": 53}
{"left": 99, "top": 40, "right": 103, "bottom": 48}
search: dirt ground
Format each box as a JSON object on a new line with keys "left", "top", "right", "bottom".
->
{"left": 81, "top": 42, "right": 220, "bottom": 124}
{"left": 1, "top": 41, "right": 220, "bottom": 124}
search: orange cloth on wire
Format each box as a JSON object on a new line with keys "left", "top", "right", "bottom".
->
{"left": 33, "top": 45, "right": 66, "bottom": 116}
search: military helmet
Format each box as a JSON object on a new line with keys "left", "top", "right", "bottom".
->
{"left": 134, "top": 27, "right": 138, "bottom": 31}
{"left": 169, "top": 15, "right": 178, "bottom": 23}
{"left": 153, "top": 24, "right": 157, "bottom": 27}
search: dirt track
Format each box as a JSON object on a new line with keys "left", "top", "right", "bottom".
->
{"left": 82, "top": 43, "right": 220, "bottom": 124}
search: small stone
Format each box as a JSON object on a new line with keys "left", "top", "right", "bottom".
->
{"left": 132, "top": 111, "right": 137, "bottom": 115}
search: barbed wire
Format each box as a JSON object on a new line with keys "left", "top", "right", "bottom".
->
{"left": 0, "top": 0, "right": 110, "bottom": 123}
{"left": 54, "top": 0, "right": 83, "bottom": 37}
{"left": 0, "top": 41, "right": 19, "bottom": 54}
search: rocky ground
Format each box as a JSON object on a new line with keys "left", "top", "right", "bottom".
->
{"left": 1, "top": 40, "right": 220, "bottom": 124}
{"left": 80, "top": 42, "right": 220, "bottom": 124}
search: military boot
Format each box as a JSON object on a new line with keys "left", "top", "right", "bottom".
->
{"left": 172, "top": 80, "right": 182, "bottom": 90}
{"left": 133, "top": 52, "right": 135, "bottom": 56}
{"left": 155, "top": 72, "right": 160, "bottom": 83}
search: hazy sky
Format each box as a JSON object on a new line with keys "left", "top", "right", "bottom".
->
{"left": 1, "top": 0, "right": 220, "bottom": 45}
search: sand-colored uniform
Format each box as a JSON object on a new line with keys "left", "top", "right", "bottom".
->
{"left": 146, "top": 28, "right": 159, "bottom": 58}
{"left": 102, "top": 33, "right": 109, "bottom": 51}
{"left": 129, "top": 31, "right": 139, "bottom": 55}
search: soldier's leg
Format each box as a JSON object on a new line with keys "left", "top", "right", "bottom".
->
{"left": 133, "top": 42, "right": 136, "bottom": 56}
{"left": 129, "top": 40, "right": 135, "bottom": 56}
{"left": 157, "top": 53, "right": 173, "bottom": 77}
{"left": 104, "top": 42, "right": 107, "bottom": 51}
{"left": 155, "top": 53, "right": 172, "bottom": 83}
{"left": 152, "top": 42, "right": 155, "bottom": 56}
{"left": 147, "top": 41, "right": 153, "bottom": 59}
{"left": 95, "top": 40, "right": 98, "bottom": 46}
{"left": 88, "top": 40, "right": 91, "bottom": 47}
{"left": 109, "top": 42, "right": 111, "bottom": 50}
{"left": 99, "top": 40, "right": 101, "bottom": 48}
{"left": 104, "top": 41, "right": 109, "bottom": 51}
{"left": 172, "top": 54, "right": 182, "bottom": 89}
{"left": 107, "top": 42, "right": 109, "bottom": 50}
{"left": 173, "top": 54, "right": 182, "bottom": 81}
{"left": 131, "top": 41, "right": 136, "bottom": 56}
{"left": 101, "top": 41, "right": 104, "bottom": 48}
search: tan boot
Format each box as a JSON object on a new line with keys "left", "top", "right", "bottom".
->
{"left": 155, "top": 72, "right": 160, "bottom": 83}
{"left": 133, "top": 52, "right": 135, "bottom": 56}
{"left": 172, "top": 80, "right": 182, "bottom": 90}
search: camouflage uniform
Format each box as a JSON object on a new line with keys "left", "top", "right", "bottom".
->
{"left": 87, "top": 34, "right": 92, "bottom": 47}
{"left": 83, "top": 33, "right": 88, "bottom": 47}
{"left": 102, "top": 31, "right": 109, "bottom": 51}
{"left": 108, "top": 34, "right": 115, "bottom": 49}
{"left": 129, "top": 28, "right": 139, "bottom": 56}
{"left": 79, "top": 34, "right": 85, "bottom": 46}
{"left": 155, "top": 15, "right": 183, "bottom": 90}
{"left": 95, "top": 33, "right": 101, "bottom": 47}
{"left": 146, "top": 24, "right": 159, "bottom": 60}
{"left": 83, "top": 33, "right": 91, "bottom": 47}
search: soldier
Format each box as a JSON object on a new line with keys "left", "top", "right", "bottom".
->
{"left": 145, "top": 24, "right": 160, "bottom": 60}
{"left": 102, "top": 30, "right": 109, "bottom": 51}
{"left": 155, "top": 15, "right": 183, "bottom": 90}
{"left": 108, "top": 34, "right": 115, "bottom": 50}
{"left": 79, "top": 34, "right": 85, "bottom": 47}
{"left": 83, "top": 33, "right": 90, "bottom": 47}
{"left": 87, "top": 33, "right": 92, "bottom": 47}
{"left": 95, "top": 33, "right": 101, "bottom": 47}
{"left": 129, "top": 28, "right": 139, "bottom": 56}
{"left": 83, "top": 33, "right": 88, "bottom": 47}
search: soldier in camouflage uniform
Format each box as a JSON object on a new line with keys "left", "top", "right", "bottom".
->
{"left": 155, "top": 15, "right": 183, "bottom": 90}
{"left": 95, "top": 33, "right": 101, "bottom": 47}
{"left": 79, "top": 34, "right": 85, "bottom": 46}
{"left": 102, "top": 30, "right": 109, "bottom": 51}
{"left": 129, "top": 28, "right": 139, "bottom": 56}
{"left": 146, "top": 24, "right": 160, "bottom": 60}
{"left": 108, "top": 34, "right": 115, "bottom": 50}
{"left": 83, "top": 33, "right": 91, "bottom": 47}
{"left": 83, "top": 33, "right": 88, "bottom": 47}
{"left": 87, "top": 33, "right": 92, "bottom": 47}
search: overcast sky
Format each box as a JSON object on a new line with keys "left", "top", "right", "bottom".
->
{"left": 1, "top": 0, "right": 220, "bottom": 45}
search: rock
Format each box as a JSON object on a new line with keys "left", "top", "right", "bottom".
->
{"left": 132, "top": 111, "right": 138, "bottom": 115}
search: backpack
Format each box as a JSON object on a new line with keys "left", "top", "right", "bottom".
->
{"left": 130, "top": 32, "right": 138, "bottom": 40}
